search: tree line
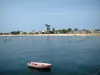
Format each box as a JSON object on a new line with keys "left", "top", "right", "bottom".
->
{"left": 45, "top": 24, "right": 100, "bottom": 34}
{"left": 0, "top": 24, "right": 100, "bottom": 35}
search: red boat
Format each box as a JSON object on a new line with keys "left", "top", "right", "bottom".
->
{"left": 28, "top": 62, "right": 52, "bottom": 69}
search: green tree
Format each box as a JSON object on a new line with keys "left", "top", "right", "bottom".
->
{"left": 95, "top": 29, "right": 100, "bottom": 31}
{"left": 52, "top": 28, "right": 55, "bottom": 32}
{"left": 23, "top": 32, "right": 27, "bottom": 35}
{"left": 61, "top": 29, "right": 67, "bottom": 33}
{"left": 52, "top": 28, "right": 56, "bottom": 34}
{"left": 11, "top": 31, "right": 20, "bottom": 35}
{"left": 67, "top": 28, "right": 72, "bottom": 32}
{"left": 0, "top": 33, "right": 2, "bottom": 35}
{"left": 74, "top": 28, "right": 79, "bottom": 31}
{"left": 82, "top": 29, "right": 86, "bottom": 31}
{"left": 45, "top": 24, "right": 51, "bottom": 33}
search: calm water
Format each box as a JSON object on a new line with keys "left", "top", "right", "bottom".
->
{"left": 0, "top": 36, "right": 100, "bottom": 75}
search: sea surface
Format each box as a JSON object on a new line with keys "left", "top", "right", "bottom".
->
{"left": 0, "top": 36, "right": 100, "bottom": 75}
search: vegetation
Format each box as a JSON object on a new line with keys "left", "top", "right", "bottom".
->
{"left": 0, "top": 33, "right": 3, "bottom": 35}
{"left": 22, "top": 32, "right": 27, "bottom": 35}
{"left": 74, "top": 28, "right": 79, "bottom": 31}
{"left": 0, "top": 24, "right": 100, "bottom": 35}
{"left": 95, "top": 29, "right": 100, "bottom": 31}
{"left": 10, "top": 31, "right": 21, "bottom": 35}
{"left": 45, "top": 24, "right": 50, "bottom": 33}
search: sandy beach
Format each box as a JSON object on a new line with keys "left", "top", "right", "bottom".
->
{"left": 0, "top": 33, "right": 100, "bottom": 36}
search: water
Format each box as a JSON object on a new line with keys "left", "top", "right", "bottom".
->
{"left": 0, "top": 36, "right": 100, "bottom": 75}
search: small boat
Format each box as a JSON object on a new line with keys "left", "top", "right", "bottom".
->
{"left": 28, "top": 62, "right": 52, "bottom": 69}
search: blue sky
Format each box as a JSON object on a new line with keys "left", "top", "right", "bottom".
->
{"left": 0, "top": 0, "right": 100, "bottom": 32}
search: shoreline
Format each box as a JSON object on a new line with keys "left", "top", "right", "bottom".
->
{"left": 0, "top": 33, "right": 100, "bottom": 36}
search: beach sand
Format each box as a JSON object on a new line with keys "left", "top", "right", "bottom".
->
{"left": 0, "top": 33, "right": 100, "bottom": 36}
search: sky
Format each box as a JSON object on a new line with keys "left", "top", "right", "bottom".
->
{"left": 0, "top": 0, "right": 100, "bottom": 32}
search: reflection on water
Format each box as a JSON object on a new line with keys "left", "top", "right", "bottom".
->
{"left": 28, "top": 67, "right": 51, "bottom": 72}
{"left": 0, "top": 36, "right": 98, "bottom": 45}
{"left": 0, "top": 36, "right": 24, "bottom": 44}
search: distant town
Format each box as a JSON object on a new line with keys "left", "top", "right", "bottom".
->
{"left": 0, "top": 24, "right": 100, "bottom": 35}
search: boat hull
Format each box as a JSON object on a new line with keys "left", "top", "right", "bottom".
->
{"left": 28, "top": 62, "right": 52, "bottom": 69}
